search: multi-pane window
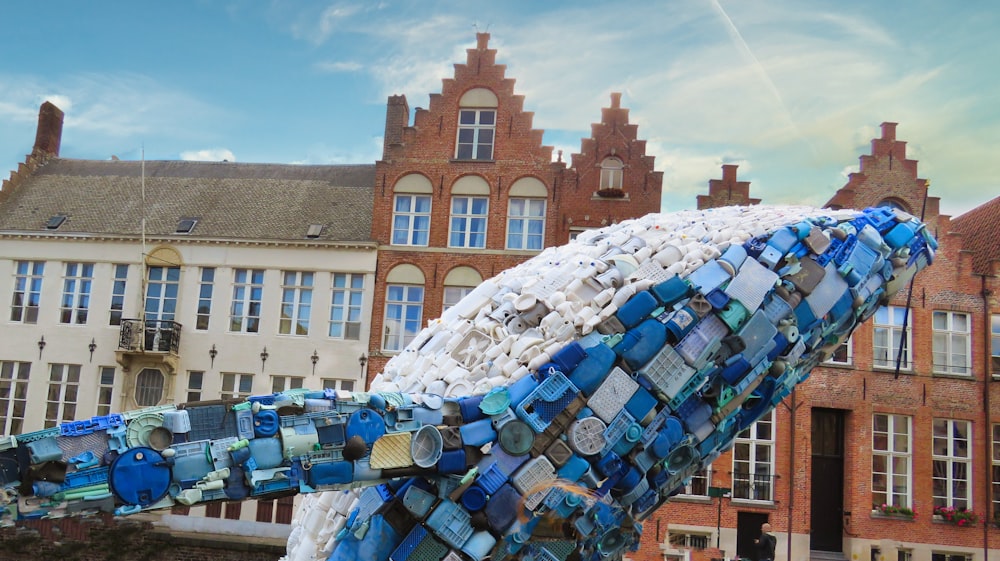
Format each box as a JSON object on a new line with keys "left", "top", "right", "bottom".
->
{"left": 932, "top": 311, "right": 970, "bottom": 375}
{"left": 668, "top": 532, "right": 710, "bottom": 550}
{"left": 507, "top": 198, "right": 545, "bottom": 251}
{"left": 60, "top": 262, "right": 93, "bottom": 324}
{"left": 222, "top": 373, "right": 253, "bottom": 399}
{"left": 449, "top": 196, "right": 488, "bottom": 248}
{"left": 109, "top": 264, "right": 128, "bottom": 325}
{"left": 824, "top": 336, "right": 853, "bottom": 365}
{"left": 600, "top": 158, "right": 624, "bottom": 191}
{"left": 145, "top": 266, "right": 179, "bottom": 323}
{"left": 455, "top": 109, "right": 495, "bottom": 160}
{"left": 732, "top": 411, "right": 774, "bottom": 501}
{"left": 187, "top": 371, "right": 203, "bottom": 402}
{"left": 45, "top": 364, "right": 80, "bottom": 428}
{"left": 872, "top": 413, "right": 912, "bottom": 508}
{"left": 873, "top": 305, "right": 912, "bottom": 370}
{"left": 383, "top": 285, "right": 424, "bottom": 352}
{"left": 330, "top": 273, "right": 364, "bottom": 340}
{"left": 97, "top": 367, "right": 115, "bottom": 416}
{"left": 230, "top": 268, "right": 264, "bottom": 333}
{"left": 135, "top": 368, "right": 164, "bottom": 407}
{"left": 992, "top": 315, "right": 1000, "bottom": 376}
{"left": 272, "top": 376, "right": 304, "bottom": 393}
{"left": 391, "top": 195, "right": 431, "bottom": 246}
{"left": 322, "top": 378, "right": 356, "bottom": 393}
{"left": 933, "top": 418, "right": 971, "bottom": 510}
{"left": 196, "top": 268, "right": 215, "bottom": 330}
{"left": 0, "top": 361, "right": 30, "bottom": 434}
{"left": 992, "top": 424, "right": 1000, "bottom": 518}
{"left": 11, "top": 260, "right": 44, "bottom": 323}
{"left": 279, "top": 271, "right": 313, "bottom": 335}
{"left": 443, "top": 286, "right": 474, "bottom": 313}
{"left": 932, "top": 553, "right": 971, "bottom": 561}
{"left": 680, "top": 466, "right": 712, "bottom": 497}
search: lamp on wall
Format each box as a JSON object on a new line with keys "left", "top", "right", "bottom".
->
{"left": 260, "top": 347, "right": 269, "bottom": 371}
{"left": 209, "top": 344, "right": 218, "bottom": 368}
{"left": 37, "top": 336, "right": 46, "bottom": 360}
{"left": 88, "top": 338, "right": 97, "bottom": 362}
{"left": 358, "top": 353, "right": 368, "bottom": 379}
{"left": 311, "top": 350, "right": 319, "bottom": 375}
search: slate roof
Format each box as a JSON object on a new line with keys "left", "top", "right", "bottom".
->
{"left": 951, "top": 194, "right": 1000, "bottom": 275}
{"left": 0, "top": 159, "right": 376, "bottom": 243}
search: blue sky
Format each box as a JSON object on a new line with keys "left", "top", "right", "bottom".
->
{"left": 1, "top": 1, "right": 997, "bottom": 217}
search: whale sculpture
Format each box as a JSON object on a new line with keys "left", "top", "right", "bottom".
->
{"left": 0, "top": 205, "right": 936, "bottom": 561}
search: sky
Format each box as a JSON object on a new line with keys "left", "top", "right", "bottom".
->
{"left": 1, "top": 1, "right": 997, "bottom": 217}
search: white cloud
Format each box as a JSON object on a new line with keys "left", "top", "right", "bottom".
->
{"left": 315, "top": 60, "right": 364, "bottom": 73}
{"left": 180, "top": 148, "right": 236, "bottom": 162}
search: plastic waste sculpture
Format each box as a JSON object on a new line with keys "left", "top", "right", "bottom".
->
{"left": 0, "top": 205, "right": 936, "bottom": 561}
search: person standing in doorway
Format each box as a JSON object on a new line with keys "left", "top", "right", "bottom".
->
{"left": 754, "top": 523, "right": 776, "bottom": 561}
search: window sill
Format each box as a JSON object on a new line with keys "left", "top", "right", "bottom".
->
{"left": 670, "top": 495, "right": 713, "bottom": 505}
{"left": 870, "top": 511, "right": 916, "bottom": 521}
{"left": 449, "top": 159, "right": 495, "bottom": 164}
{"left": 591, "top": 191, "right": 630, "bottom": 201}
{"left": 729, "top": 499, "right": 777, "bottom": 509}
{"left": 931, "top": 372, "right": 974, "bottom": 380}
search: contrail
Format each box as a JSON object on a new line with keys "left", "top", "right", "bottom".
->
{"left": 708, "top": 0, "right": 811, "bottom": 150}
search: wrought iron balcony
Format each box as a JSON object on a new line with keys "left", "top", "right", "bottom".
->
{"left": 731, "top": 472, "right": 777, "bottom": 502}
{"left": 116, "top": 319, "right": 181, "bottom": 375}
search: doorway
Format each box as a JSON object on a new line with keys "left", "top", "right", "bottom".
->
{"left": 810, "top": 408, "right": 845, "bottom": 551}
{"left": 737, "top": 511, "right": 770, "bottom": 561}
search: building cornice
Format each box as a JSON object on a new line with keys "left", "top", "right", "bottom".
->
{"left": 0, "top": 231, "right": 378, "bottom": 250}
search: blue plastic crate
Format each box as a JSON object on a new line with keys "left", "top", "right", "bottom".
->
{"left": 425, "top": 499, "right": 473, "bottom": 549}
{"left": 515, "top": 372, "right": 579, "bottom": 433}
{"left": 475, "top": 462, "right": 506, "bottom": 495}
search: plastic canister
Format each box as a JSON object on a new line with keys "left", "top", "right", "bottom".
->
{"left": 346, "top": 409, "right": 386, "bottom": 445}
{"left": 483, "top": 483, "right": 520, "bottom": 533}
{"left": 253, "top": 410, "right": 280, "bottom": 438}
{"left": 460, "top": 485, "right": 488, "bottom": 511}
{"left": 461, "top": 531, "right": 497, "bottom": 561}
{"left": 458, "top": 395, "right": 487, "bottom": 423}
{"left": 459, "top": 418, "right": 497, "bottom": 447}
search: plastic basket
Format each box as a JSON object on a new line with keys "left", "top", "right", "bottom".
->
{"left": 515, "top": 372, "right": 579, "bottom": 432}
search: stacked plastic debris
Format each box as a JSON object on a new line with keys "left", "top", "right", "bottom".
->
{"left": 0, "top": 206, "right": 936, "bottom": 561}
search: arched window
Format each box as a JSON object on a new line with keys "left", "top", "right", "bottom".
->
{"left": 136, "top": 368, "right": 164, "bottom": 406}
{"left": 443, "top": 266, "right": 483, "bottom": 312}
{"left": 456, "top": 88, "right": 498, "bottom": 160}
{"left": 383, "top": 265, "right": 425, "bottom": 352}
{"left": 600, "top": 157, "right": 624, "bottom": 191}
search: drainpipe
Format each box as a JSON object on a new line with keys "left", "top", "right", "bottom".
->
{"left": 981, "top": 274, "right": 993, "bottom": 561}
{"left": 786, "top": 388, "right": 796, "bottom": 561}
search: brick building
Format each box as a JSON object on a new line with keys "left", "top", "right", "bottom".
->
{"left": 366, "top": 33, "right": 662, "bottom": 380}
{"left": 632, "top": 124, "right": 1000, "bottom": 561}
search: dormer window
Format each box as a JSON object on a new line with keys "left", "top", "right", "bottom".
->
{"left": 176, "top": 218, "right": 198, "bottom": 234}
{"left": 45, "top": 214, "right": 67, "bottom": 229}
{"left": 455, "top": 88, "right": 498, "bottom": 161}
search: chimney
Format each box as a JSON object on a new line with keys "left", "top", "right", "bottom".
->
{"left": 476, "top": 32, "right": 490, "bottom": 50}
{"left": 33, "top": 101, "right": 64, "bottom": 157}
{"left": 880, "top": 122, "right": 897, "bottom": 142}
{"left": 722, "top": 164, "right": 738, "bottom": 182}
{"left": 610, "top": 92, "right": 622, "bottom": 109}
{"left": 382, "top": 95, "right": 409, "bottom": 160}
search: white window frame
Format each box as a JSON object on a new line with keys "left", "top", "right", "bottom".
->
{"left": 330, "top": 273, "right": 364, "bottom": 340}
{"left": 599, "top": 157, "right": 624, "bottom": 190}
{"left": 272, "top": 375, "right": 305, "bottom": 394}
{"left": 932, "top": 418, "right": 971, "bottom": 510}
{"left": 279, "top": 271, "right": 313, "bottom": 336}
{"left": 230, "top": 268, "right": 264, "bottom": 333}
{"left": 187, "top": 370, "right": 204, "bottom": 403}
{"left": 992, "top": 314, "right": 1000, "bottom": 377}
{"left": 872, "top": 413, "right": 912, "bottom": 508}
{"left": 824, "top": 336, "right": 853, "bottom": 366}
{"left": 992, "top": 424, "right": 1000, "bottom": 519}
{"left": 391, "top": 194, "right": 432, "bottom": 246}
{"left": 383, "top": 284, "right": 424, "bottom": 353}
{"left": 97, "top": 366, "right": 116, "bottom": 417}
{"left": 222, "top": 373, "right": 254, "bottom": 399}
{"left": 932, "top": 311, "right": 971, "bottom": 375}
{"left": 448, "top": 196, "right": 488, "bottom": 248}
{"left": 11, "top": 260, "right": 44, "bottom": 324}
{"left": 60, "top": 262, "right": 93, "bottom": 325}
{"left": 932, "top": 553, "right": 971, "bottom": 561}
{"left": 196, "top": 267, "right": 215, "bottom": 331}
{"left": 46, "top": 364, "right": 81, "bottom": 428}
{"left": 322, "top": 378, "right": 356, "bottom": 393}
{"left": 0, "top": 361, "right": 31, "bottom": 434}
{"left": 507, "top": 198, "right": 546, "bottom": 251}
{"left": 732, "top": 410, "right": 775, "bottom": 502}
{"left": 873, "top": 305, "right": 912, "bottom": 370}
{"left": 109, "top": 264, "right": 128, "bottom": 326}
{"left": 678, "top": 465, "right": 712, "bottom": 497}
{"left": 455, "top": 108, "right": 495, "bottom": 160}
{"left": 443, "top": 286, "right": 475, "bottom": 313}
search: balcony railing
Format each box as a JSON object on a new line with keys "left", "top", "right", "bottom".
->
{"left": 119, "top": 319, "right": 182, "bottom": 354}
{"left": 731, "top": 472, "right": 777, "bottom": 501}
